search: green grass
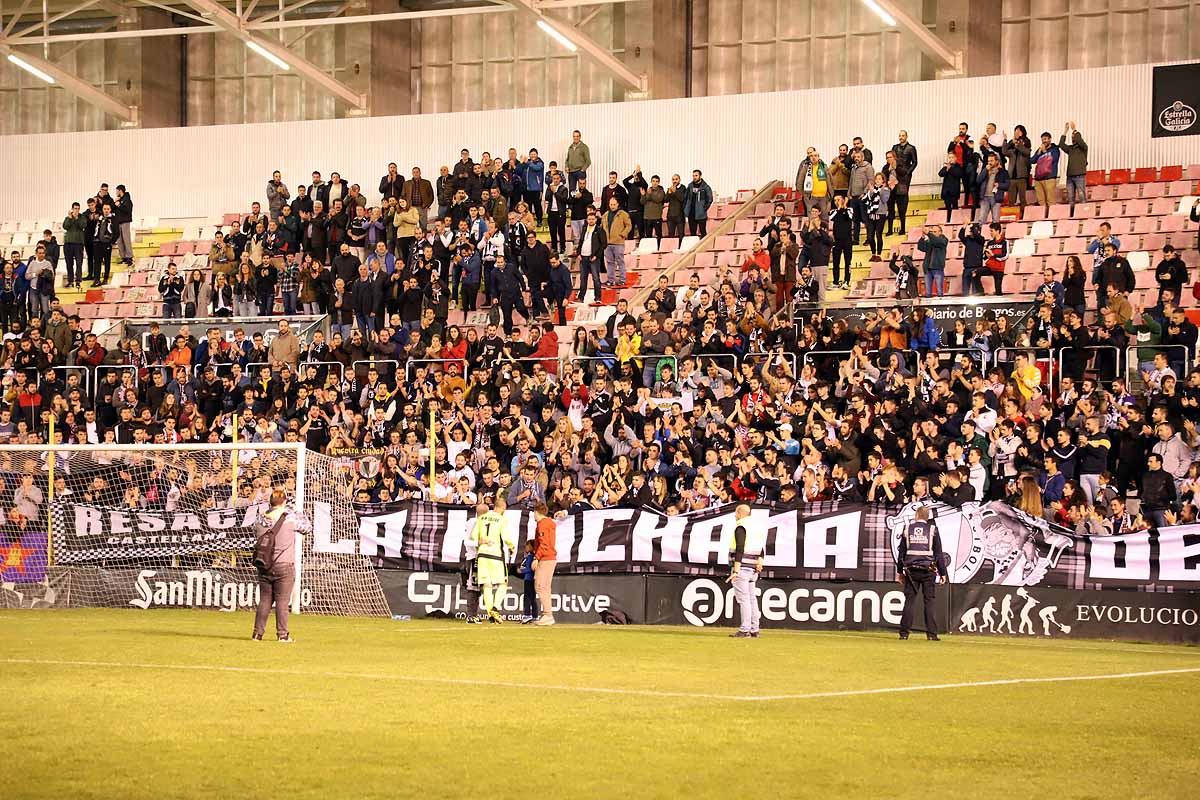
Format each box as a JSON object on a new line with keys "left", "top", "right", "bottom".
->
{"left": 2, "top": 610, "right": 1199, "bottom": 799}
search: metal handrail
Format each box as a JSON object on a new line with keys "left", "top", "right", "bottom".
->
{"left": 1126, "top": 344, "right": 1191, "bottom": 388}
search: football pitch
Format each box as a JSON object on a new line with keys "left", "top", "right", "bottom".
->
{"left": 2, "top": 611, "right": 1199, "bottom": 800}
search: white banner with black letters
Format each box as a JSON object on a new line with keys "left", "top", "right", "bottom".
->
{"left": 50, "top": 500, "right": 269, "bottom": 563}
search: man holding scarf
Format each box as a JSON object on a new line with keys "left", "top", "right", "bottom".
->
{"left": 795, "top": 148, "right": 830, "bottom": 217}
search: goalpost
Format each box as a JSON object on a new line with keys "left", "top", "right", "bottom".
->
{"left": 1, "top": 439, "right": 388, "bottom": 617}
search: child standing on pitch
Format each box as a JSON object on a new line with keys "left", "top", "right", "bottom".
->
{"left": 520, "top": 541, "right": 538, "bottom": 623}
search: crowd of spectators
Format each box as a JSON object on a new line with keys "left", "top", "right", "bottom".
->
{"left": 8, "top": 122, "right": 1200, "bottom": 541}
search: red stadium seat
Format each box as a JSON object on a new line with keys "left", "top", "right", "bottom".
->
{"left": 1085, "top": 170, "right": 1107, "bottom": 186}
{"left": 1108, "top": 169, "right": 1132, "bottom": 185}
{"left": 1133, "top": 167, "right": 1158, "bottom": 184}
{"left": 1159, "top": 165, "right": 1183, "bottom": 182}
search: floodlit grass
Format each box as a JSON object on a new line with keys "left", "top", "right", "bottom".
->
{"left": 1, "top": 610, "right": 1199, "bottom": 799}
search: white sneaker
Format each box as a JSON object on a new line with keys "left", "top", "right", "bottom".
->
{"left": 278, "top": 636, "right": 295, "bottom": 643}
{"left": 534, "top": 616, "right": 556, "bottom": 626}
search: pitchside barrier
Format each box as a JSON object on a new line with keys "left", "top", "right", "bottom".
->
{"left": 5, "top": 477, "right": 1199, "bottom": 642}
{"left": 356, "top": 497, "right": 1200, "bottom": 642}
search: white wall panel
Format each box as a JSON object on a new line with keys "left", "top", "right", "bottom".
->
{"left": 2, "top": 61, "right": 1199, "bottom": 222}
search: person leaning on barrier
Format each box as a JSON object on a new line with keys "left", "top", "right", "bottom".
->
{"left": 896, "top": 506, "right": 948, "bottom": 641}
{"left": 252, "top": 489, "right": 299, "bottom": 643}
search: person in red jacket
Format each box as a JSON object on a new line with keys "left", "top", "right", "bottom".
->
{"left": 532, "top": 502, "right": 558, "bottom": 626}
{"left": 74, "top": 332, "right": 107, "bottom": 368}
{"left": 531, "top": 322, "right": 559, "bottom": 376}
{"left": 983, "top": 222, "right": 1009, "bottom": 295}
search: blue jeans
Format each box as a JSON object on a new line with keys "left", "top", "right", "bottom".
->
{"left": 579, "top": 255, "right": 602, "bottom": 301}
{"left": 1066, "top": 175, "right": 1087, "bottom": 212}
{"left": 281, "top": 291, "right": 297, "bottom": 315}
{"left": 568, "top": 170, "right": 586, "bottom": 191}
{"left": 163, "top": 301, "right": 182, "bottom": 319}
{"left": 978, "top": 197, "right": 1000, "bottom": 224}
{"left": 924, "top": 269, "right": 945, "bottom": 297}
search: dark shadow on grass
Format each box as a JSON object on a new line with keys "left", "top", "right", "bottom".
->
{"left": 120, "top": 628, "right": 250, "bottom": 642}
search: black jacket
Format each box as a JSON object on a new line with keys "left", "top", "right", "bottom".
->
{"left": 1097, "top": 255, "right": 1135, "bottom": 296}
{"left": 115, "top": 193, "right": 133, "bottom": 224}
{"left": 1140, "top": 468, "right": 1176, "bottom": 510}
{"left": 568, "top": 188, "right": 594, "bottom": 221}
{"left": 378, "top": 174, "right": 405, "bottom": 201}
{"left": 521, "top": 241, "right": 552, "bottom": 287}
{"left": 575, "top": 223, "right": 607, "bottom": 259}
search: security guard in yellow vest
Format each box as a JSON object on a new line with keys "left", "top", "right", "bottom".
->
{"left": 896, "top": 506, "right": 948, "bottom": 640}
{"left": 728, "top": 503, "right": 765, "bottom": 638}
{"left": 468, "top": 497, "right": 516, "bottom": 625}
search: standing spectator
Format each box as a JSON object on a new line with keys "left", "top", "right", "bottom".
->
{"left": 266, "top": 171, "right": 290, "bottom": 220}
{"left": 891, "top": 130, "right": 918, "bottom": 177}
{"left": 622, "top": 167, "right": 648, "bottom": 240}
{"left": 975, "top": 152, "right": 1010, "bottom": 225}
{"left": 521, "top": 231, "right": 552, "bottom": 319}
{"left": 848, "top": 150, "right": 874, "bottom": 244}
{"left": 268, "top": 319, "right": 300, "bottom": 367}
{"left": 1059, "top": 121, "right": 1088, "bottom": 215}
{"left": 567, "top": 176, "right": 594, "bottom": 245}
{"left": 958, "top": 222, "right": 985, "bottom": 296}
{"left": 520, "top": 149, "right": 546, "bottom": 225}
{"left": 159, "top": 262, "right": 185, "bottom": 319}
{"left": 62, "top": 202, "right": 86, "bottom": 289}
{"left": 917, "top": 224, "right": 948, "bottom": 298}
{"left": 641, "top": 175, "right": 666, "bottom": 242}
{"left": 1002, "top": 125, "right": 1032, "bottom": 210}
{"left": 547, "top": 254, "right": 571, "bottom": 326}
{"left": 278, "top": 255, "right": 300, "bottom": 315}
{"left": 27, "top": 245, "right": 55, "bottom": 320}
{"left": 82, "top": 197, "right": 98, "bottom": 285}
{"left": 403, "top": 166, "right": 434, "bottom": 231}
{"left": 392, "top": 198, "right": 420, "bottom": 264}
{"left": 601, "top": 196, "right": 631, "bottom": 288}
{"left": 947, "top": 122, "right": 972, "bottom": 206}
{"left": 378, "top": 163, "right": 404, "bottom": 203}
{"left": 1086, "top": 221, "right": 1121, "bottom": 310}
{"left": 882, "top": 150, "right": 911, "bottom": 236}
{"left": 1155, "top": 245, "right": 1189, "bottom": 303}
{"left": 600, "top": 171, "right": 627, "bottom": 213}
{"left": 114, "top": 184, "right": 134, "bottom": 267}
{"left": 576, "top": 207, "right": 606, "bottom": 305}
{"left": 684, "top": 170, "right": 713, "bottom": 237}
{"left": 1030, "top": 131, "right": 1061, "bottom": 215}
{"left": 544, "top": 172, "right": 568, "bottom": 254}
{"left": 493, "top": 255, "right": 529, "bottom": 336}
{"left": 91, "top": 201, "right": 117, "bottom": 286}
{"left": 182, "top": 268, "right": 210, "bottom": 318}
{"left": 828, "top": 143, "right": 851, "bottom": 200}
{"left": 864, "top": 173, "right": 889, "bottom": 262}
{"left": 796, "top": 147, "right": 831, "bottom": 218}
{"left": 564, "top": 129, "right": 591, "bottom": 190}
{"left": 665, "top": 174, "right": 687, "bottom": 239}
{"left": 1096, "top": 243, "right": 1134, "bottom": 310}
{"left": 829, "top": 195, "right": 854, "bottom": 291}
{"left": 983, "top": 223, "right": 1009, "bottom": 295}
{"left": 938, "top": 154, "right": 963, "bottom": 222}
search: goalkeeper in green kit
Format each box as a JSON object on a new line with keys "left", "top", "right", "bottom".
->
{"left": 468, "top": 497, "right": 516, "bottom": 625}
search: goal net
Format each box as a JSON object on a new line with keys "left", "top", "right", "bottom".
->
{"left": 0, "top": 442, "right": 387, "bottom": 617}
